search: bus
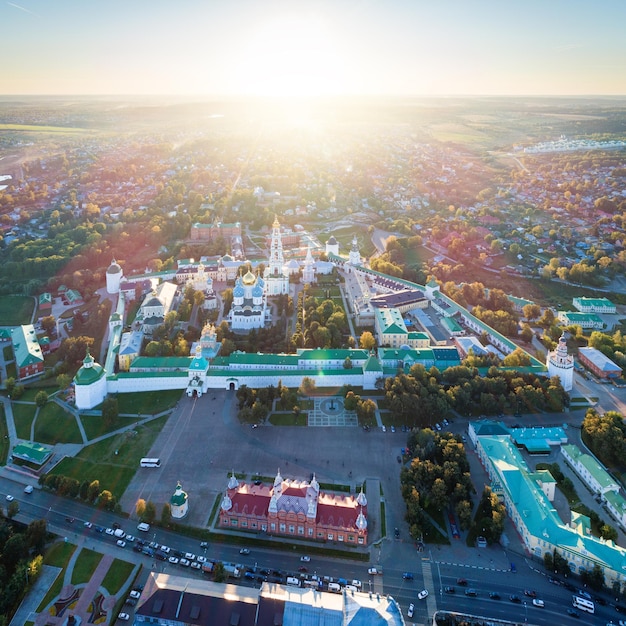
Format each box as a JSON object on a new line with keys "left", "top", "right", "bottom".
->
{"left": 572, "top": 596, "right": 595, "bottom": 614}
{"left": 140, "top": 458, "right": 161, "bottom": 468}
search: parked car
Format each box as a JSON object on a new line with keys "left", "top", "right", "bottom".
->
{"left": 402, "top": 572, "right": 414, "bottom": 580}
{"left": 129, "top": 590, "right": 140, "bottom": 599}
{"left": 197, "top": 555, "right": 207, "bottom": 563}
{"left": 179, "top": 558, "right": 190, "bottom": 567}
{"left": 191, "top": 562, "right": 201, "bottom": 569}
{"left": 117, "top": 613, "right": 130, "bottom": 622}
{"left": 184, "top": 552, "right": 196, "bottom": 561}
{"left": 116, "top": 540, "right": 126, "bottom": 548}
{"left": 5, "top": 495, "right": 14, "bottom": 502}
{"left": 159, "top": 545, "right": 170, "bottom": 553}
{"left": 407, "top": 603, "right": 414, "bottom": 618}
{"left": 418, "top": 589, "right": 429, "bottom": 600}
{"left": 105, "top": 528, "right": 115, "bottom": 535}
{"left": 168, "top": 556, "right": 179, "bottom": 564}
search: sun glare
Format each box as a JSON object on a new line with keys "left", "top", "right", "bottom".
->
{"left": 237, "top": 15, "right": 347, "bottom": 97}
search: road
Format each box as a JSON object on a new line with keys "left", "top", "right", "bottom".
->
{"left": 3, "top": 477, "right": 624, "bottom": 626}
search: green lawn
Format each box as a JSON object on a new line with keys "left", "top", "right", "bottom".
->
{"left": 70, "top": 548, "right": 103, "bottom": 585}
{"left": 50, "top": 415, "right": 168, "bottom": 500}
{"left": 37, "top": 541, "right": 77, "bottom": 612}
{"left": 80, "top": 413, "right": 141, "bottom": 441}
{"left": 268, "top": 412, "right": 308, "bottom": 426}
{"left": 19, "top": 386, "right": 59, "bottom": 402}
{"left": 100, "top": 558, "right": 136, "bottom": 595}
{"left": 0, "top": 295, "right": 35, "bottom": 325}
{"left": 34, "top": 403, "right": 82, "bottom": 444}
{"left": 0, "top": 405, "right": 9, "bottom": 465}
{"left": 12, "top": 403, "right": 37, "bottom": 440}
{"left": 108, "top": 390, "right": 182, "bottom": 415}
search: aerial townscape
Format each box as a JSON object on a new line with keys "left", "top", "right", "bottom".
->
{"left": 2, "top": 3, "right": 626, "bottom": 626}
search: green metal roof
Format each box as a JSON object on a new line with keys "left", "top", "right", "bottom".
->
{"left": 130, "top": 357, "right": 192, "bottom": 369}
{"left": 10, "top": 325, "right": 44, "bottom": 368}
{"left": 12, "top": 441, "right": 52, "bottom": 464}
{"left": 562, "top": 444, "right": 618, "bottom": 490}
{"left": 296, "top": 349, "right": 369, "bottom": 361}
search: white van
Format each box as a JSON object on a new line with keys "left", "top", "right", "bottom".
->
{"left": 328, "top": 582, "right": 341, "bottom": 593}
{"left": 286, "top": 577, "right": 301, "bottom": 587}
{"left": 137, "top": 522, "right": 150, "bottom": 532}
{"left": 24, "top": 485, "right": 34, "bottom": 494}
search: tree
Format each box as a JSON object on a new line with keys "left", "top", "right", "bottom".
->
{"left": 56, "top": 373, "right": 71, "bottom": 390}
{"left": 41, "top": 315, "right": 56, "bottom": 335}
{"left": 102, "top": 396, "right": 119, "bottom": 426}
{"left": 35, "top": 390, "right": 48, "bottom": 407}
{"left": 359, "top": 331, "right": 376, "bottom": 351}
{"left": 543, "top": 551, "right": 554, "bottom": 571}
{"left": 98, "top": 490, "right": 114, "bottom": 510}
{"left": 5, "top": 377, "right": 16, "bottom": 396}
{"left": 161, "top": 503, "right": 172, "bottom": 526}
{"left": 144, "top": 500, "right": 157, "bottom": 524}
{"left": 88, "top": 480, "right": 101, "bottom": 503}
{"left": 213, "top": 561, "right": 226, "bottom": 582}
{"left": 136, "top": 499, "right": 146, "bottom": 519}
{"left": 7, "top": 500, "right": 19, "bottom": 519}
{"left": 298, "top": 377, "right": 316, "bottom": 397}
{"left": 26, "top": 519, "right": 48, "bottom": 554}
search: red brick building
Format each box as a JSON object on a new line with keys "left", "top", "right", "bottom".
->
{"left": 219, "top": 470, "right": 368, "bottom": 545}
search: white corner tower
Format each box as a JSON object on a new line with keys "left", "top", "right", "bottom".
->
{"left": 106, "top": 259, "right": 123, "bottom": 294}
{"left": 348, "top": 235, "right": 361, "bottom": 266}
{"left": 547, "top": 334, "right": 574, "bottom": 392}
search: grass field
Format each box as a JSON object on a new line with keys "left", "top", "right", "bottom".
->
{"left": 18, "top": 386, "right": 59, "bottom": 403}
{"left": 0, "top": 295, "right": 35, "bottom": 326}
{"left": 12, "top": 403, "right": 37, "bottom": 440}
{"left": 37, "top": 541, "right": 77, "bottom": 613}
{"left": 101, "top": 558, "right": 136, "bottom": 595}
{"left": 105, "top": 390, "right": 182, "bottom": 415}
{"left": 0, "top": 405, "right": 8, "bottom": 465}
{"left": 80, "top": 413, "right": 144, "bottom": 441}
{"left": 70, "top": 548, "right": 103, "bottom": 585}
{"left": 50, "top": 415, "right": 168, "bottom": 500}
{"left": 34, "top": 402, "right": 82, "bottom": 444}
{"left": 268, "top": 412, "right": 308, "bottom": 426}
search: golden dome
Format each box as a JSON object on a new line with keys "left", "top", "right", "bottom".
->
{"left": 242, "top": 270, "right": 256, "bottom": 285}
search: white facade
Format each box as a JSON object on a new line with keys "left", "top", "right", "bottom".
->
{"left": 230, "top": 270, "right": 267, "bottom": 330}
{"left": 546, "top": 335, "right": 574, "bottom": 392}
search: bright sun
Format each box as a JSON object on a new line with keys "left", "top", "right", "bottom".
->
{"left": 237, "top": 15, "right": 347, "bottom": 97}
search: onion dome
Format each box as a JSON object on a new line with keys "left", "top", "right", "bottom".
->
{"left": 233, "top": 282, "right": 245, "bottom": 298}
{"left": 242, "top": 270, "right": 256, "bottom": 285}
{"left": 170, "top": 481, "right": 188, "bottom": 507}
{"left": 228, "top": 471, "right": 239, "bottom": 490}
{"left": 356, "top": 486, "right": 367, "bottom": 506}
{"left": 356, "top": 509, "right": 368, "bottom": 530}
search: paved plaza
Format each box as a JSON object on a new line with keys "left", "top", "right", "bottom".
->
{"left": 120, "top": 390, "right": 407, "bottom": 541}
{"left": 308, "top": 397, "right": 359, "bottom": 427}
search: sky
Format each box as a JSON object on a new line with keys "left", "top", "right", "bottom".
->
{"left": 2, "top": 0, "right": 626, "bottom": 97}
